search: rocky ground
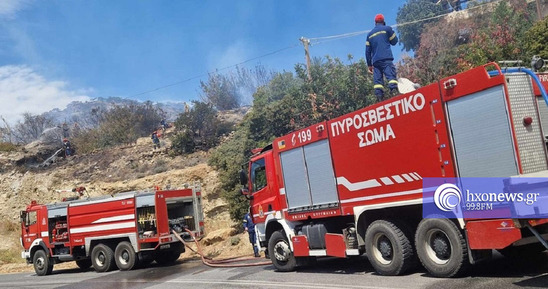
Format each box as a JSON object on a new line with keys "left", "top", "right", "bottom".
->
{"left": 0, "top": 121, "right": 256, "bottom": 274}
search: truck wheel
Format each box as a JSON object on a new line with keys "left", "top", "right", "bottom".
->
{"left": 75, "top": 259, "right": 92, "bottom": 270}
{"left": 115, "top": 241, "right": 136, "bottom": 271}
{"left": 33, "top": 250, "right": 53, "bottom": 276}
{"left": 415, "top": 218, "right": 469, "bottom": 277}
{"left": 268, "top": 230, "right": 296, "bottom": 272}
{"left": 365, "top": 220, "right": 414, "bottom": 276}
{"left": 91, "top": 244, "right": 115, "bottom": 272}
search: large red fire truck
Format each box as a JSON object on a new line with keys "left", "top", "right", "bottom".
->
{"left": 20, "top": 185, "right": 204, "bottom": 276}
{"left": 240, "top": 63, "right": 548, "bottom": 277}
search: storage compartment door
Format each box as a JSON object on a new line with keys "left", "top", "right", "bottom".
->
{"left": 280, "top": 148, "right": 312, "bottom": 211}
{"left": 303, "top": 139, "right": 338, "bottom": 209}
{"left": 447, "top": 85, "right": 519, "bottom": 177}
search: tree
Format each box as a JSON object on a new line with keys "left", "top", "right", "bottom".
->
{"left": 72, "top": 102, "right": 163, "bottom": 153}
{"left": 210, "top": 55, "right": 376, "bottom": 222}
{"left": 398, "top": 14, "right": 474, "bottom": 84}
{"left": 524, "top": 16, "right": 548, "bottom": 63}
{"left": 398, "top": 0, "right": 536, "bottom": 85}
{"left": 172, "top": 100, "right": 233, "bottom": 153}
{"left": 200, "top": 73, "right": 239, "bottom": 110}
{"left": 208, "top": 127, "right": 253, "bottom": 221}
{"left": 396, "top": 0, "right": 446, "bottom": 52}
{"left": 12, "top": 113, "right": 55, "bottom": 144}
{"left": 200, "top": 65, "right": 275, "bottom": 110}
{"left": 0, "top": 116, "right": 14, "bottom": 143}
{"left": 456, "top": 0, "right": 533, "bottom": 70}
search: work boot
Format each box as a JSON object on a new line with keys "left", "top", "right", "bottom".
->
{"left": 389, "top": 89, "right": 400, "bottom": 98}
{"left": 376, "top": 93, "right": 384, "bottom": 102}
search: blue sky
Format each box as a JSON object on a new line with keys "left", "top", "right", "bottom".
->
{"left": 0, "top": 0, "right": 405, "bottom": 123}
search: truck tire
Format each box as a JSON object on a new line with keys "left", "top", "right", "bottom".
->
{"left": 115, "top": 241, "right": 137, "bottom": 271}
{"left": 365, "top": 220, "right": 414, "bottom": 276}
{"left": 415, "top": 218, "right": 469, "bottom": 277}
{"left": 33, "top": 250, "right": 53, "bottom": 276}
{"left": 75, "top": 259, "right": 92, "bottom": 270}
{"left": 268, "top": 230, "right": 297, "bottom": 272}
{"left": 91, "top": 244, "right": 116, "bottom": 272}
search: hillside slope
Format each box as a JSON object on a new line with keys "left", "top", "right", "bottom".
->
{"left": 0, "top": 127, "right": 254, "bottom": 273}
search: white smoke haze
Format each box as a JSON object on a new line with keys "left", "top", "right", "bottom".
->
{"left": 0, "top": 65, "right": 90, "bottom": 124}
{"left": 0, "top": 0, "right": 31, "bottom": 19}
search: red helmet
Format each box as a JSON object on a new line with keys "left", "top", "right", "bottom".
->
{"left": 375, "top": 14, "right": 385, "bottom": 23}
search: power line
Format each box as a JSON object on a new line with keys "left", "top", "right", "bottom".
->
{"left": 129, "top": 43, "right": 300, "bottom": 98}
{"left": 131, "top": 0, "right": 502, "bottom": 98}
{"left": 306, "top": 0, "right": 503, "bottom": 46}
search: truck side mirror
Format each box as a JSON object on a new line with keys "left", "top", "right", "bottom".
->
{"left": 240, "top": 187, "right": 253, "bottom": 200}
{"left": 239, "top": 169, "right": 248, "bottom": 186}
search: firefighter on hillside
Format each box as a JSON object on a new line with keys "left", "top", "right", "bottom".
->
{"left": 63, "top": 138, "right": 73, "bottom": 157}
{"left": 151, "top": 131, "right": 160, "bottom": 149}
{"left": 366, "top": 14, "right": 399, "bottom": 102}
{"left": 243, "top": 208, "right": 260, "bottom": 257}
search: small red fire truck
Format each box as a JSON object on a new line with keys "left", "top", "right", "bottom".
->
{"left": 21, "top": 185, "right": 204, "bottom": 276}
{"left": 241, "top": 63, "right": 548, "bottom": 277}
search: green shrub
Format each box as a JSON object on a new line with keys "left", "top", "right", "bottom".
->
{"left": 72, "top": 102, "right": 163, "bottom": 153}
{"left": 171, "top": 131, "right": 196, "bottom": 154}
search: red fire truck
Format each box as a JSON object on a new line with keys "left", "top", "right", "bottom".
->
{"left": 20, "top": 185, "right": 204, "bottom": 276}
{"left": 240, "top": 63, "right": 548, "bottom": 277}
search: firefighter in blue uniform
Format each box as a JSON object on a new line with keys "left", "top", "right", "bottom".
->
{"left": 243, "top": 209, "right": 260, "bottom": 257}
{"left": 366, "top": 14, "right": 399, "bottom": 101}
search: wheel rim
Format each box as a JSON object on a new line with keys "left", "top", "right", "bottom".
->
{"left": 273, "top": 239, "right": 290, "bottom": 262}
{"left": 372, "top": 233, "right": 393, "bottom": 265}
{"left": 119, "top": 249, "right": 130, "bottom": 265}
{"left": 96, "top": 252, "right": 106, "bottom": 266}
{"left": 425, "top": 229, "right": 452, "bottom": 265}
{"left": 35, "top": 256, "right": 45, "bottom": 270}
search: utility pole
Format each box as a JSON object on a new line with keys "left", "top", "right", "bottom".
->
{"left": 536, "top": 0, "right": 542, "bottom": 21}
{"left": 527, "top": 0, "right": 543, "bottom": 20}
{"left": 300, "top": 37, "right": 312, "bottom": 81}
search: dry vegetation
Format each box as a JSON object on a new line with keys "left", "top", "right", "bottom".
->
{"left": 0, "top": 126, "right": 256, "bottom": 274}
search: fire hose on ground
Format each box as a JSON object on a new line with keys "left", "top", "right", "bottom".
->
{"left": 173, "top": 229, "right": 273, "bottom": 267}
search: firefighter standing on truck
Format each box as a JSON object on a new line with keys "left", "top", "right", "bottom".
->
{"left": 366, "top": 13, "right": 399, "bottom": 101}
{"left": 243, "top": 209, "right": 260, "bottom": 257}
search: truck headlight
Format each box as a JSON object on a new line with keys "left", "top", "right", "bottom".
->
{"left": 531, "top": 55, "right": 544, "bottom": 71}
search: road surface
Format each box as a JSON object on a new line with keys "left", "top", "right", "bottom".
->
{"left": 0, "top": 252, "right": 547, "bottom": 289}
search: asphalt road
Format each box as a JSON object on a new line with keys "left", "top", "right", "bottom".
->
{"left": 0, "top": 252, "right": 547, "bottom": 289}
